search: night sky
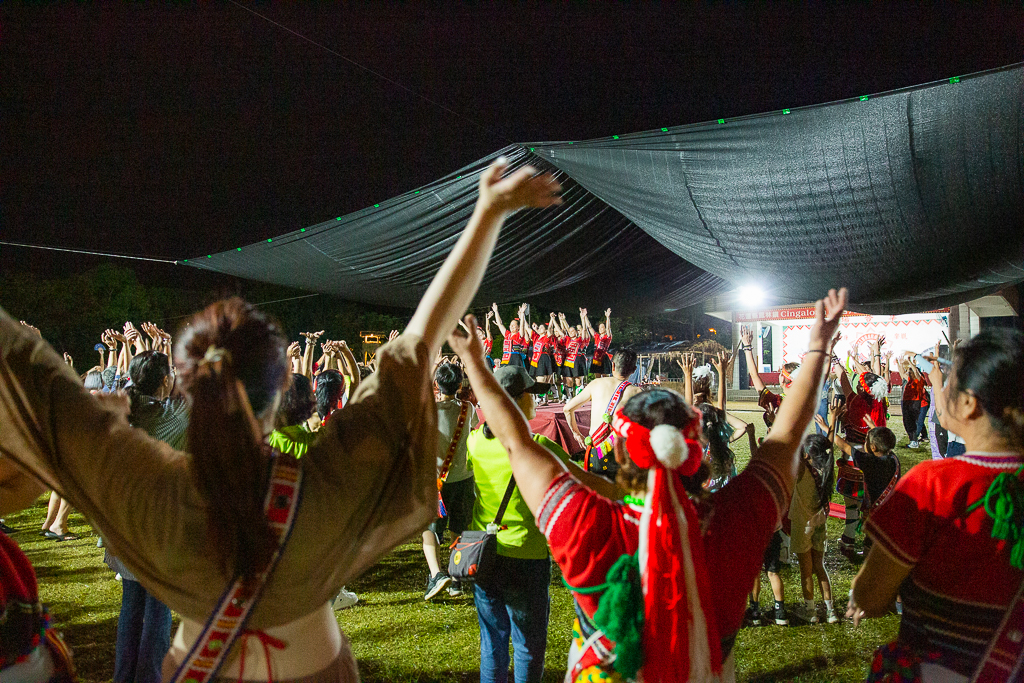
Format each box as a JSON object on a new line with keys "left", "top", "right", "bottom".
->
{"left": 3, "top": 4, "right": 1023, "bottom": 289}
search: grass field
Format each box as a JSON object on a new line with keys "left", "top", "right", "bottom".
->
{"left": 5, "top": 408, "right": 930, "bottom": 682}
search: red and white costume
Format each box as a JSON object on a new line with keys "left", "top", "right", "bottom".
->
{"left": 864, "top": 452, "right": 1024, "bottom": 681}
{"left": 538, "top": 459, "right": 788, "bottom": 682}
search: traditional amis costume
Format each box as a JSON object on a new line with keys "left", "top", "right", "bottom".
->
{"left": 500, "top": 325, "right": 527, "bottom": 368}
{"left": 538, "top": 407, "right": 789, "bottom": 682}
{"left": 865, "top": 452, "right": 1024, "bottom": 681}
{"left": 590, "top": 334, "right": 613, "bottom": 375}
{"left": 529, "top": 332, "right": 554, "bottom": 378}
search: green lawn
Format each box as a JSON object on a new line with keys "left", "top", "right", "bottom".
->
{"left": 5, "top": 409, "right": 930, "bottom": 682}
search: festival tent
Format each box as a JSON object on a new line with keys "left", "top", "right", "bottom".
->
{"left": 187, "top": 63, "right": 1024, "bottom": 315}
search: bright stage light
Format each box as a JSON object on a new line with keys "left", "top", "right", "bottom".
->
{"left": 737, "top": 285, "right": 765, "bottom": 308}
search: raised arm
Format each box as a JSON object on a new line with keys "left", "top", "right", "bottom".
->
{"left": 740, "top": 326, "right": 767, "bottom": 394}
{"left": 485, "top": 311, "right": 494, "bottom": 341}
{"left": 404, "top": 160, "right": 560, "bottom": 354}
{"left": 712, "top": 349, "right": 731, "bottom": 412}
{"left": 753, "top": 289, "right": 847, "bottom": 490}
{"left": 869, "top": 337, "right": 884, "bottom": 376}
{"left": 491, "top": 303, "right": 508, "bottom": 336}
{"left": 338, "top": 341, "right": 360, "bottom": 392}
{"left": 838, "top": 363, "right": 855, "bottom": 399}
{"left": 300, "top": 331, "right": 322, "bottom": 379}
{"left": 450, "top": 314, "right": 567, "bottom": 512}
{"left": 604, "top": 308, "right": 612, "bottom": 340}
{"left": 678, "top": 353, "right": 695, "bottom": 405}
{"left": 287, "top": 341, "right": 302, "bottom": 375}
{"left": 578, "top": 308, "right": 591, "bottom": 342}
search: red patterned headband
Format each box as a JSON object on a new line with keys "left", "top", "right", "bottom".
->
{"left": 610, "top": 408, "right": 704, "bottom": 477}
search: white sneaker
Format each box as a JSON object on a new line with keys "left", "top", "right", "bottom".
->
{"left": 908, "top": 440, "right": 920, "bottom": 449}
{"left": 333, "top": 587, "right": 359, "bottom": 610}
{"left": 827, "top": 609, "right": 841, "bottom": 624}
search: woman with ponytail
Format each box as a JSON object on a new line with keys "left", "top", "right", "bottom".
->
{"left": 0, "top": 157, "right": 561, "bottom": 682}
{"left": 849, "top": 328, "right": 1024, "bottom": 683}
{"left": 450, "top": 289, "right": 847, "bottom": 682}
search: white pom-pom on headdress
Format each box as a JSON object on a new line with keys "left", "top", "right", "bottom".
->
{"left": 692, "top": 364, "right": 713, "bottom": 381}
{"left": 870, "top": 377, "right": 888, "bottom": 403}
{"left": 649, "top": 424, "right": 688, "bottom": 469}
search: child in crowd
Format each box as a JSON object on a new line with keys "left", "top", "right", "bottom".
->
{"left": 788, "top": 434, "right": 838, "bottom": 624}
{"left": 817, "top": 408, "right": 900, "bottom": 559}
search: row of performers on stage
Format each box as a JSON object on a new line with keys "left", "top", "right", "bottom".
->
{"left": 477, "top": 303, "right": 613, "bottom": 402}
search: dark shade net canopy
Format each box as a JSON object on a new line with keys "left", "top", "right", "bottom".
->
{"left": 189, "top": 63, "right": 1024, "bottom": 314}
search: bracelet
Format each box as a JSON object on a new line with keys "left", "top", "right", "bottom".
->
{"left": 804, "top": 349, "right": 827, "bottom": 355}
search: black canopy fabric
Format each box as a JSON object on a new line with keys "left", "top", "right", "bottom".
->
{"left": 189, "top": 63, "right": 1024, "bottom": 314}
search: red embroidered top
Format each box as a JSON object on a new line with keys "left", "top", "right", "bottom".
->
{"left": 865, "top": 452, "right": 1024, "bottom": 676}
{"left": 593, "top": 334, "right": 612, "bottom": 362}
{"left": 501, "top": 332, "right": 525, "bottom": 364}
{"left": 538, "top": 459, "right": 789, "bottom": 680}
{"left": 530, "top": 334, "right": 551, "bottom": 366}
{"left": 550, "top": 337, "right": 565, "bottom": 365}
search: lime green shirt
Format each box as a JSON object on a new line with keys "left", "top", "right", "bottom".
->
{"left": 466, "top": 430, "right": 569, "bottom": 559}
{"left": 269, "top": 424, "right": 318, "bottom": 458}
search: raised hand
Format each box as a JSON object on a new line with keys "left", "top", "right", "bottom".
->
{"left": 63, "top": 352, "right": 74, "bottom": 367}
{"left": 486, "top": 311, "right": 495, "bottom": 321}
{"left": 714, "top": 350, "right": 731, "bottom": 373}
{"left": 604, "top": 308, "right": 612, "bottom": 318}
{"left": 808, "top": 289, "right": 848, "bottom": 352}
{"left": 740, "top": 325, "right": 753, "bottom": 348}
{"left": 477, "top": 158, "right": 562, "bottom": 215}
{"left": 389, "top": 330, "right": 399, "bottom": 343}
{"left": 448, "top": 314, "right": 484, "bottom": 361}
{"left": 287, "top": 341, "right": 302, "bottom": 359}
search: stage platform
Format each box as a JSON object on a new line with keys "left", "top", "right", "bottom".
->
{"left": 529, "top": 402, "right": 591, "bottom": 457}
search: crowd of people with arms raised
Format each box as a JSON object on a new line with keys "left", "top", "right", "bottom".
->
{"left": 1, "top": 159, "right": 1023, "bottom": 683}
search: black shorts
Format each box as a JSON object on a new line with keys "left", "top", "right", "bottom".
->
{"left": 590, "top": 357, "right": 610, "bottom": 374}
{"left": 762, "top": 530, "right": 784, "bottom": 574}
{"left": 429, "top": 477, "right": 476, "bottom": 543}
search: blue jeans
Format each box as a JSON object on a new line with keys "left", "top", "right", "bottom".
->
{"left": 115, "top": 579, "right": 173, "bottom": 683}
{"left": 815, "top": 392, "right": 830, "bottom": 436}
{"left": 946, "top": 441, "right": 966, "bottom": 458}
{"left": 474, "top": 555, "right": 550, "bottom": 683}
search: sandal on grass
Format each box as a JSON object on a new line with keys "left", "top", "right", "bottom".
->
{"left": 42, "top": 530, "right": 61, "bottom": 539}
{"left": 53, "top": 532, "right": 81, "bottom": 542}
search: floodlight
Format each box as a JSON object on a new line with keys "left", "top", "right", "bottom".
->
{"left": 737, "top": 285, "right": 765, "bottom": 307}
